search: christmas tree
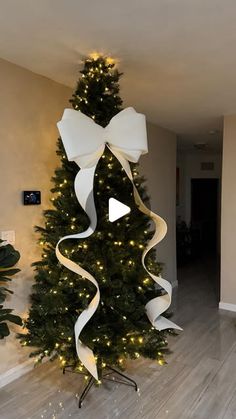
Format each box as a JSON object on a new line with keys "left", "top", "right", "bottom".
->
{"left": 19, "top": 55, "right": 173, "bottom": 378}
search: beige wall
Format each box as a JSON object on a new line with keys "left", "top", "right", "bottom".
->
{"left": 0, "top": 58, "right": 72, "bottom": 376}
{"left": 140, "top": 123, "right": 177, "bottom": 286}
{"left": 221, "top": 115, "right": 236, "bottom": 306}
{"left": 0, "top": 58, "right": 177, "bottom": 380}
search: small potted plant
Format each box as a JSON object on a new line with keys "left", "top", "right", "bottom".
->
{"left": 0, "top": 240, "right": 22, "bottom": 338}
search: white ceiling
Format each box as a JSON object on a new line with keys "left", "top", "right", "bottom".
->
{"left": 1, "top": 0, "right": 236, "bottom": 150}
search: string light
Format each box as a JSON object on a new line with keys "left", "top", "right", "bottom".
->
{"left": 143, "top": 278, "right": 150, "bottom": 285}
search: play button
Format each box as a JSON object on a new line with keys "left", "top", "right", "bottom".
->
{"left": 108, "top": 198, "right": 131, "bottom": 222}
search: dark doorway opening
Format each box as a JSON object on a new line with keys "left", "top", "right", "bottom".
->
{"left": 191, "top": 178, "right": 219, "bottom": 257}
{"left": 176, "top": 177, "right": 220, "bottom": 304}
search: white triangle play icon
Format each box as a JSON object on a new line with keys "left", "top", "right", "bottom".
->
{"left": 108, "top": 198, "right": 131, "bottom": 222}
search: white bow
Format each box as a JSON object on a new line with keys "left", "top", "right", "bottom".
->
{"left": 57, "top": 107, "right": 148, "bottom": 168}
{"left": 56, "top": 107, "right": 182, "bottom": 380}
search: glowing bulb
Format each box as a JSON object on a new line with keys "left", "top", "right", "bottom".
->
{"left": 106, "top": 57, "right": 115, "bottom": 65}
{"left": 143, "top": 278, "right": 150, "bottom": 285}
{"left": 138, "top": 337, "right": 143, "bottom": 344}
{"left": 90, "top": 52, "right": 100, "bottom": 60}
{"left": 129, "top": 240, "right": 135, "bottom": 246}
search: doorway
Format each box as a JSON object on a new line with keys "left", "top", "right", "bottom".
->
{"left": 190, "top": 178, "right": 220, "bottom": 301}
{"left": 191, "top": 178, "right": 219, "bottom": 256}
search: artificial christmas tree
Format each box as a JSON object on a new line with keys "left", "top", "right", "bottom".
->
{"left": 19, "top": 56, "right": 179, "bottom": 384}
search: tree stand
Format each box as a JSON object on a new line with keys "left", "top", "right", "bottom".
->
{"left": 63, "top": 365, "right": 138, "bottom": 408}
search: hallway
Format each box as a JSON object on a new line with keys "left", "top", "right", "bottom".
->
{"left": 1, "top": 260, "right": 236, "bottom": 419}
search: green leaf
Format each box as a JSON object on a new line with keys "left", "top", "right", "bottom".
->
{"left": 0, "top": 277, "right": 11, "bottom": 282}
{"left": 0, "top": 268, "right": 20, "bottom": 276}
{"left": 0, "top": 295, "right": 6, "bottom": 304}
{"left": 0, "top": 244, "right": 20, "bottom": 268}
{"left": 0, "top": 308, "right": 14, "bottom": 315}
{"left": 0, "top": 322, "right": 10, "bottom": 339}
{"left": 0, "top": 286, "right": 13, "bottom": 294}
{"left": 0, "top": 313, "right": 22, "bottom": 325}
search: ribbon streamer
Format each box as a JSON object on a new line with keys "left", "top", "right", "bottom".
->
{"left": 56, "top": 107, "right": 182, "bottom": 380}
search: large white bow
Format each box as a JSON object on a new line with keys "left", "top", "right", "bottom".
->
{"left": 56, "top": 107, "right": 182, "bottom": 380}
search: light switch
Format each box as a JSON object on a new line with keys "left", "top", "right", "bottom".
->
{"left": 0, "top": 230, "right": 15, "bottom": 245}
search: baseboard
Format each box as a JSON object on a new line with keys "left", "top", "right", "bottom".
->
{"left": 219, "top": 301, "right": 236, "bottom": 312}
{"left": 0, "top": 358, "right": 34, "bottom": 388}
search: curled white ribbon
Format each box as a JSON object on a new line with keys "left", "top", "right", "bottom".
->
{"left": 56, "top": 107, "right": 182, "bottom": 380}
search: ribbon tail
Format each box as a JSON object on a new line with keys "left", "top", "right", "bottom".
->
{"left": 55, "top": 165, "right": 101, "bottom": 379}
{"left": 109, "top": 146, "right": 182, "bottom": 332}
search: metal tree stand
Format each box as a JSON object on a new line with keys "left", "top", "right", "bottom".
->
{"left": 63, "top": 365, "right": 138, "bottom": 408}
